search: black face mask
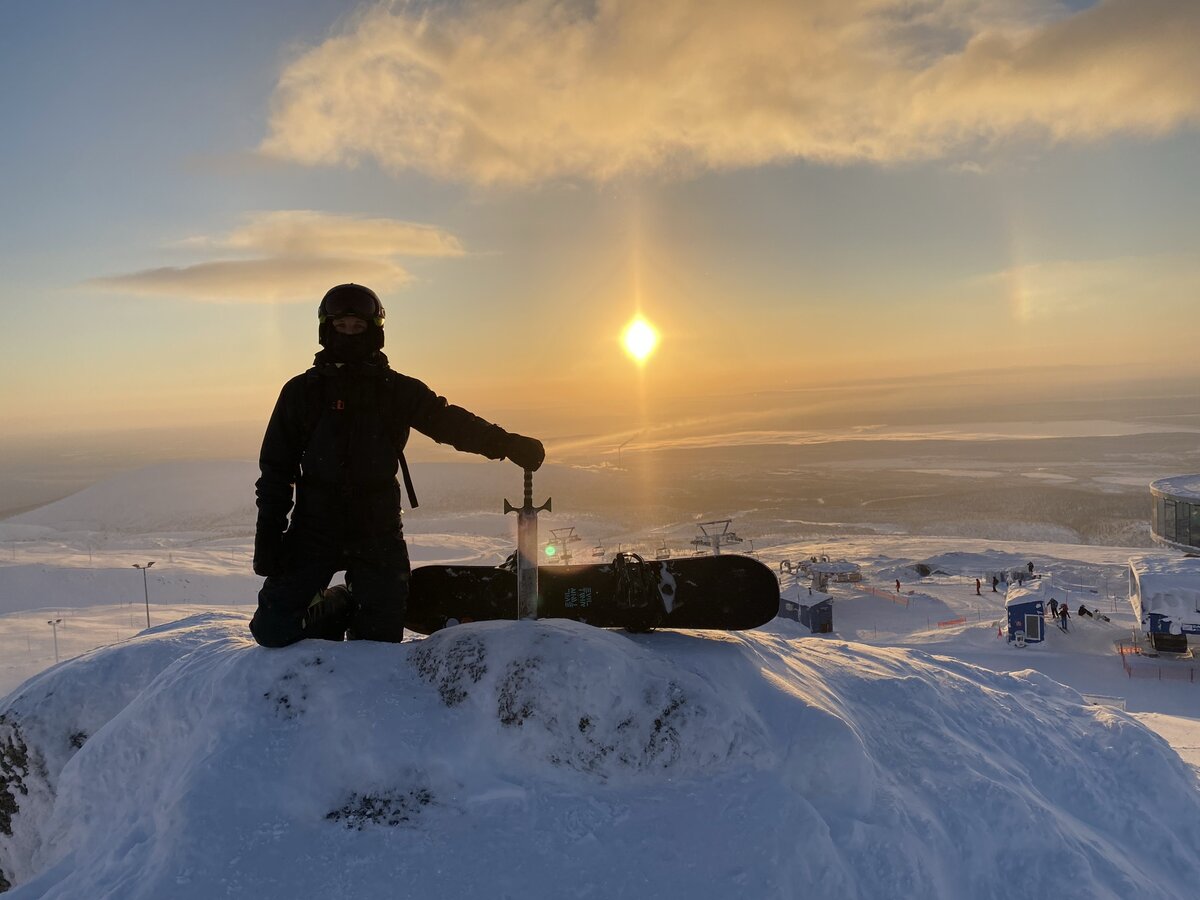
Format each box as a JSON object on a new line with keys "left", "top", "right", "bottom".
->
{"left": 325, "top": 331, "right": 375, "bottom": 364}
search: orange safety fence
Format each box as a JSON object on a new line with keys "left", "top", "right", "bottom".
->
{"left": 937, "top": 617, "right": 967, "bottom": 628}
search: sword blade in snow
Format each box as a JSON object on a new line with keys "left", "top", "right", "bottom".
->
{"left": 504, "top": 469, "right": 551, "bottom": 620}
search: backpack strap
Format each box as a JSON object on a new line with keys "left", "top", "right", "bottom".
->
{"left": 397, "top": 451, "right": 419, "bottom": 509}
{"left": 385, "top": 371, "right": 420, "bottom": 509}
{"left": 302, "top": 369, "right": 325, "bottom": 443}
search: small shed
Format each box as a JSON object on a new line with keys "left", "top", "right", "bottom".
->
{"left": 779, "top": 589, "right": 833, "bottom": 634}
{"left": 1128, "top": 555, "right": 1200, "bottom": 653}
{"left": 1005, "top": 584, "right": 1047, "bottom": 645}
{"left": 800, "top": 598, "right": 834, "bottom": 634}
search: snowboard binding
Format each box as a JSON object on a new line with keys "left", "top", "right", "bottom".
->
{"left": 611, "top": 552, "right": 666, "bottom": 633}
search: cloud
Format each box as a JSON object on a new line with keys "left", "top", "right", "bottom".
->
{"left": 215, "top": 210, "right": 463, "bottom": 258}
{"left": 259, "top": 0, "right": 1200, "bottom": 185}
{"left": 88, "top": 257, "right": 411, "bottom": 304}
{"left": 89, "top": 210, "right": 462, "bottom": 303}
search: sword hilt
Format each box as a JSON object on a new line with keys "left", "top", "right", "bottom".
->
{"left": 504, "top": 468, "right": 551, "bottom": 515}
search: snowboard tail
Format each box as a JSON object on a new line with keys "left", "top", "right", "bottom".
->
{"left": 405, "top": 553, "right": 780, "bottom": 635}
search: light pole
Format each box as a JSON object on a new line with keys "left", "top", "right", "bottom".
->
{"left": 133, "top": 561, "right": 155, "bottom": 628}
{"left": 47, "top": 618, "right": 63, "bottom": 663}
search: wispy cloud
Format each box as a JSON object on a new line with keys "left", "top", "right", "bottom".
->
{"left": 88, "top": 257, "right": 412, "bottom": 304}
{"left": 260, "top": 0, "right": 1200, "bottom": 185}
{"left": 208, "top": 210, "right": 463, "bottom": 259}
{"left": 88, "top": 210, "right": 463, "bottom": 303}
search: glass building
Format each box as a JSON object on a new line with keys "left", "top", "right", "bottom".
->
{"left": 1150, "top": 475, "right": 1200, "bottom": 554}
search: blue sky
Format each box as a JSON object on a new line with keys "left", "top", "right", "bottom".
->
{"left": 1, "top": 0, "right": 1197, "bottom": 449}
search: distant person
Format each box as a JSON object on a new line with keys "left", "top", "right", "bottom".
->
{"left": 250, "top": 283, "right": 545, "bottom": 648}
{"left": 1027, "top": 561, "right": 1035, "bottom": 575}
{"left": 1078, "top": 604, "right": 1093, "bottom": 618}
{"left": 975, "top": 578, "right": 982, "bottom": 596}
{"left": 992, "top": 576, "right": 999, "bottom": 593}
{"left": 1058, "top": 603, "right": 1070, "bottom": 632}
{"left": 1048, "top": 597, "right": 1059, "bottom": 618}
{"left": 895, "top": 579, "right": 901, "bottom": 593}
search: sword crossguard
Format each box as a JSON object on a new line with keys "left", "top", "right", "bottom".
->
{"left": 504, "top": 497, "right": 553, "bottom": 515}
{"left": 504, "top": 468, "right": 551, "bottom": 515}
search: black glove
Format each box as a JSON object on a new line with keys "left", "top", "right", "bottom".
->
{"left": 253, "top": 531, "right": 287, "bottom": 577}
{"left": 504, "top": 433, "right": 545, "bottom": 471}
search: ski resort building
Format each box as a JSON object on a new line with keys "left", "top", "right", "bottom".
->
{"left": 803, "top": 559, "right": 862, "bottom": 591}
{"left": 1005, "top": 583, "right": 1048, "bottom": 645}
{"left": 1149, "top": 475, "right": 1200, "bottom": 554}
{"left": 1128, "top": 555, "right": 1200, "bottom": 653}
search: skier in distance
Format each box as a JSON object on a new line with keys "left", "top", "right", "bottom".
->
{"left": 250, "top": 283, "right": 545, "bottom": 648}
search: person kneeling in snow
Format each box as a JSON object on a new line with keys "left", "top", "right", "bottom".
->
{"left": 250, "top": 283, "right": 544, "bottom": 648}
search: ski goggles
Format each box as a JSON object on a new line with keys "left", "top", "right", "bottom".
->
{"left": 319, "top": 285, "right": 386, "bottom": 326}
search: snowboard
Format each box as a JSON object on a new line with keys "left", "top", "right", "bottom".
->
{"left": 404, "top": 553, "right": 780, "bottom": 635}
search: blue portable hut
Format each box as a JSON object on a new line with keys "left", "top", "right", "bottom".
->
{"left": 1005, "top": 584, "right": 1046, "bottom": 645}
{"left": 800, "top": 598, "right": 833, "bottom": 634}
{"left": 779, "top": 589, "right": 833, "bottom": 634}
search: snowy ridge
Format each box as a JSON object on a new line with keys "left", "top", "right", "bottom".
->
{"left": 4, "top": 462, "right": 260, "bottom": 536}
{"left": 3, "top": 616, "right": 1199, "bottom": 899}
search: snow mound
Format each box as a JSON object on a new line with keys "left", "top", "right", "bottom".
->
{"left": 2, "top": 618, "right": 1199, "bottom": 899}
{"left": 409, "top": 622, "right": 770, "bottom": 779}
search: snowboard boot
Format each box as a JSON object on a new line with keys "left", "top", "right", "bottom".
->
{"left": 301, "top": 584, "right": 354, "bottom": 642}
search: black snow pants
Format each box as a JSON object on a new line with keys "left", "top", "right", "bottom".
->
{"left": 250, "top": 542, "right": 411, "bottom": 648}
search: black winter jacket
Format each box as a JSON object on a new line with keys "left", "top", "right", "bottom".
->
{"left": 255, "top": 351, "right": 509, "bottom": 560}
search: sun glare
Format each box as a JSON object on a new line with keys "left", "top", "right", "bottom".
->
{"left": 621, "top": 316, "right": 659, "bottom": 364}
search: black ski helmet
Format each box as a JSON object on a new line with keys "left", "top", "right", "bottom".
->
{"left": 318, "top": 283, "right": 386, "bottom": 350}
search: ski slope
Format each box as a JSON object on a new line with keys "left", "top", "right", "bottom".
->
{"left": 2, "top": 462, "right": 1199, "bottom": 898}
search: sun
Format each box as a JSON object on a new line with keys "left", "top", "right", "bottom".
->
{"left": 621, "top": 316, "right": 659, "bottom": 364}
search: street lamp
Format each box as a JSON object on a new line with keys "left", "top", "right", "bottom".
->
{"left": 133, "top": 561, "right": 155, "bottom": 628}
{"left": 47, "top": 618, "right": 63, "bottom": 663}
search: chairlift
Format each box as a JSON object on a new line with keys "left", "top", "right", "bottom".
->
{"left": 549, "top": 526, "right": 581, "bottom": 565}
{"left": 690, "top": 519, "right": 744, "bottom": 556}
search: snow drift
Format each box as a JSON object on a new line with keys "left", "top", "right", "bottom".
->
{"left": 2, "top": 616, "right": 1199, "bottom": 899}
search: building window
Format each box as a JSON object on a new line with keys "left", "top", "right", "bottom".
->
{"left": 1192, "top": 505, "right": 1200, "bottom": 548}
{"left": 1164, "top": 499, "right": 1177, "bottom": 541}
{"left": 1179, "top": 502, "right": 1192, "bottom": 547}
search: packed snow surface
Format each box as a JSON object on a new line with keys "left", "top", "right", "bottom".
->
{"left": 3, "top": 460, "right": 1200, "bottom": 899}
{"left": 4, "top": 615, "right": 1199, "bottom": 900}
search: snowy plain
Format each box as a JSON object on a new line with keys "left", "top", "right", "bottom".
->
{"left": 1, "top": 459, "right": 1199, "bottom": 899}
